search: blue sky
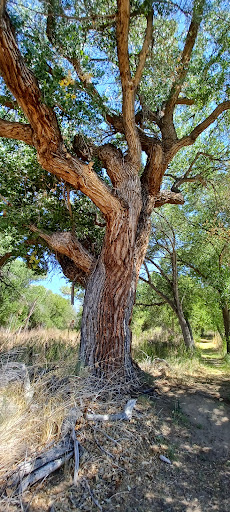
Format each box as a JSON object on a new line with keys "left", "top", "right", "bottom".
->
{"left": 33, "top": 269, "right": 83, "bottom": 311}
{"left": 35, "top": 270, "right": 69, "bottom": 295}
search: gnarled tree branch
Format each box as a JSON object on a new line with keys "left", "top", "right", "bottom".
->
{"left": 0, "top": 118, "right": 33, "bottom": 145}
{"left": 134, "top": 10, "right": 153, "bottom": 89}
{"left": 30, "top": 226, "right": 96, "bottom": 276}
{"left": 183, "top": 100, "right": 230, "bottom": 144}
{"left": 165, "top": 100, "right": 230, "bottom": 163}
{"left": 116, "top": 0, "right": 141, "bottom": 168}
{"left": 154, "top": 190, "right": 184, "bottom": 208}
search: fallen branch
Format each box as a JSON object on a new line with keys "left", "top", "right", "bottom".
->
{"left": 82, "top": 478, "right": 103, "bottom": 511}
{"left": 85, "top": 399, "right": 136, "bottom": 422}
{"left": 72, "top": 427, "right": 80, "bottom": 485}
{"left": 18, "top": 451, "right": 73, "bottom": 494}
{"left": 7, "top": 439, "right": 74, "bottom": 489}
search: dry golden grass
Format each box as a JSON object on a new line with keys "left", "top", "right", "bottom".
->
{"left": 0, "top": 328, "right": 137, "bottom": 486}
{"left": 0, "top": 329, "right": 78, "bottom": 480}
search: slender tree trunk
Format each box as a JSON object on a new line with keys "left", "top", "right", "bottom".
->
{"left": 222, "top": 304, "right": 230, "bottom": 353}
{"left": 171, "top": 251, "right": 194, "bottom": 350}
{"left": 177, "top": 308, "right": 194, "bottom": 350}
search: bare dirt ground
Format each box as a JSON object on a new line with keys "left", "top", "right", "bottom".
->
{"left": 0, "top": 337, "right": 229, "bottom": 512}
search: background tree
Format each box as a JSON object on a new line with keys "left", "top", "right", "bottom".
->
{"left": 135, "top": 205, "right": 225, "bottom": 346}
{"left": 176, "top": 180, "right": 230, "bottom": 352}
{"left": 140, "top": 211, "right": 195, "bottom": 349}
{"left": 0, "top": 257, "right": 76, "bottom": 330}
{"left": 0, "top": 0, "right": 229, "bottom": 376}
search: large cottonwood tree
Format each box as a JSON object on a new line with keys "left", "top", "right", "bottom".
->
{"left": 0, "top": 0, "right": 229, "bottom": 376}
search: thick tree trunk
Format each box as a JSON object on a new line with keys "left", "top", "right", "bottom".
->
{"left": 80, "top": 260, "right": 137, "bottom": 377}
{"left": 222, "top": 304, "right": 230, "bottom": 353}
{"left": 80, "top": 210, "right": 140, "bottom": 377}
{"left": 80, "top": 168, "right": 146, "bottom": 378}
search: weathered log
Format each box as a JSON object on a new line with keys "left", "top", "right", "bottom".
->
{"left": 18, "top": 451, "right": 74, "bottom": 493}
{"left": 7, "top": 439, "right": 74, "bottom": 489}
{"left": 85, "top": 399, "right": 136, "bottom": 422}
{"left": 5, "top": 400, "right": 136, "bottom": 494}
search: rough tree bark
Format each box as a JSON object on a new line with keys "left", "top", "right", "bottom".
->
{"left": 0, "top": 0, "right": 229, "bottom": 376}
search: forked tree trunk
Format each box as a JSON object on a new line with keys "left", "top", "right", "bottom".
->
{"left": 80, "top": 168, "right": 147, "bottom": 378}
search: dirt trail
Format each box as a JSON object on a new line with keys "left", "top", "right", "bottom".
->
{"left": 147, "top": 338, "right": 230, "bottom": 511}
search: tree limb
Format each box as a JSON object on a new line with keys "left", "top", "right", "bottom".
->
{"left": 164, "top": 0, "right": 205, "bottom": 116}
{"left": 85, "top": 399, "right": 136, "bottom": 422}
{"left": 166, "top": 151, "right": 216, "bottom": 191}
{"left": 165, "top": 100, "right": 230, "bottom": 162}
{"left": 183, "top": 100, "right": 230, "bottom": 144}
{"left": 0, "top": 11, "right": 123, "bottom": 219}
{"left": 0, "top": 95, "right": 18, "bottom": 109}
{"left": 135, "top": 301, "right": 166, "bottom": 307}
{"left": 154, "top": 190, "right": 184, "bottom": 208}
{"left": 134, "top": 10, "right": 153, "bottom": 89}
{"left": 30, "top": 226, "right": 96, "bottom": 275}
{"left": 177, "top": 256, "right": 208, "bottom": 280}
{"left": 0, "top": 0, "right": 6, "bottom": 17}
{"left": 116, "top": 0, "right": 141, "bottom": 167}
{"left": 176, "top": 97, "right": 195, "bottom": 105}
{"left": 146, "top": 257, "right": 173, "bottom": 287}
{"left": 46, "top": 1, "right": 117, "bottom": 128}
{"left": 0, "top": 251, "right": 12, "bottom": 268}
{"left": 56, "top": 254, "right": 88, "bottom": 287}
{"left": 140, "top": 274, "right": 176, "bottom": 313}
{"left": 0, "top": 118, "right": 33, "bottom": 145}
{"left": 73, "top": 134, "right": 125, "bottom": 188}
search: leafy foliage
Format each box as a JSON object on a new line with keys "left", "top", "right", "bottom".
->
{"left": 0, "top": 257, "right": 76, "bottom": 330}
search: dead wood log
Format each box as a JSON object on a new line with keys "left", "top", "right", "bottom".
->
{"left": 6, "top": 411, "right": 80, "bottom": 495}
{"left": 18, "top": 451, "right": 74, "bottom": 493}
{"left": 85, "top": 399, "right": 137, "bottom": 422}
{"left": 7, "top": 439, "right": 74, "bottom": 489}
